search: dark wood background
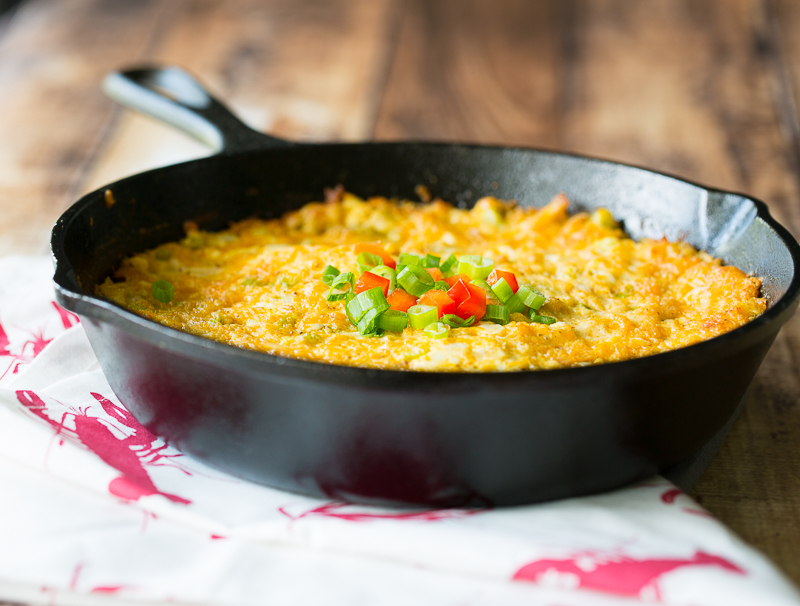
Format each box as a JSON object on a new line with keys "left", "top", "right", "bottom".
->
{"left": 1, "top": 0, "right": 799, "bottom": 592}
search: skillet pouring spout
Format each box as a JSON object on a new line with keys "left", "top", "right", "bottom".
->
{"left": 51, "top": 66, "right": 800, "bottom": 507}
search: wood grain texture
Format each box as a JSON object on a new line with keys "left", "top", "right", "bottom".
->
{"left": 374, "top": 0, "right": 562, "bottom": 146}
{"left": 773, "top": 0, "right": 800, "bottom": 225}
{"left": 0, "top": 0, "right": 399, "bottom": 255}
{"left": 0, "top": 0, "right": 170, "bottom": 256}
{"left": 692, "top": 0, "right": 800, "bottom": 583}
{"left": 83, "top": 0, "right": 399, "bottom": 192}
{"left": 376, "top": 0, "right": 800, "bottom": 584}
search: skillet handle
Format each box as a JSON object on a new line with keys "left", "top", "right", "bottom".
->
{"left": 103, "top": 66, "right": 291, "bottom": 153}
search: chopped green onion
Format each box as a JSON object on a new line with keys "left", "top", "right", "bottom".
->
{"left": 344, "top": 292, "right": 358, "bottom": 325}
{"left": 504, "top": 293, "right": 526, "bottom": 314}
{"left": 346, "top": 295, "right": 366, "bottom": 324}
{"left": 357, "top": 252, "right": 382, "bottom": 266}
{"left": 377, "top": 309, "right": 408, "bottom": 331}
{"left": 398, "top": 252, "right": 421, "bottom": 266}
{"left": 370, "top": 265, "right": 397, "bottom": 294}
{"left": 358, "top": 313, "right": 389, "bottom": 337}
{"left": 152, "top": 280, "right": 174, "bottom": 303}
{"left": 357, "top": 307, "right": 383, "bottom": 335}
{"left": 470, "top": 279, "right": 491, "bottom": 293}
{"left": 441, "top": 314, "right": 476, "bottom": 328}
{"left": 357, "top": 251, "right": 383, "bottom": 273}
{"left": 327, "top": 271, "right": 355, "bottom": 302}
{"left": 321, "top": 265, "right": 341, "bottom": 285}
{"left": 424, "top": 322, "right": 450, "bottom": 339}
{"left": 456, "top": 255, "right": 494, "bottom": 280}
{"left": 408, "top": 304, "right": 438, "bottom": 329}
{"left": 483, "top": 304, "right": 510, "bottom": 325}
{"left": 397, "top": 264, "right": 434, "bottom": 297}
{"left": 345, "top": 286, "right": 389, "bottom": 325}
{"left": 423, "top": 253, "right": 441, "bottom": 268}
{"left": 530, "top": 313, "right": 557, "bottom": 325}
{"left": 433, "top": 280, "right": 450, "bottom": 291}
{"left": 517, "top": 285, "right": 546, "bottom": 310}
{"left": 439, "top": 253, "right": 458, "bottom": 276}
{"left": 358, "top": 287, "right": 390, "bottom": 313}
{"left": 489, "top": 277, "right": 514, "bottom": 303}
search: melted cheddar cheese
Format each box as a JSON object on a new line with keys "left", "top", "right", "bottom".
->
{"left": 96, "top": 191, "right": 766, "bottom": 371}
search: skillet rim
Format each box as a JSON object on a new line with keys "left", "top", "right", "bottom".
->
{"left": 51, "top": 141, "right": 800, "bottom": 386}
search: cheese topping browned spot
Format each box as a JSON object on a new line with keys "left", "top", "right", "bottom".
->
{"left": 96, "top": 192, "right": 766, "bottom": 372}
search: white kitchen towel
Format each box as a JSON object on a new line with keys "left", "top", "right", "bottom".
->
{"left": 0, "top": 255, "right": 798, "bottom": 606}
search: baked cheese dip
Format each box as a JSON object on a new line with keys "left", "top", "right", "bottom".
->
{"left": 96, "top": 189, "right": 766, "bottom": 372}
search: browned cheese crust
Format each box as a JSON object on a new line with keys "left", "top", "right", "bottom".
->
{"left": 96, "top": 192, "right": 766, "bottom": 372}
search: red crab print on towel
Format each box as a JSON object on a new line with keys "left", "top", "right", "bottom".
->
{"left": 0, "top": 318, "right": 52, "bottom": 379}
{"left": 52, "top": 302, "right": 80, "bottom": 329}
{"left": 278, "top": 501, "right": 486, "bottom": 522}
{"left": 0, "top": 302, "right": 79, "bottom": 379}
{"left": 16, "top": 390, "right": 190, "bottom": 505}
{"left": 70, "top": 563, "right": 132, "bottom": 595}
{"left": 0, "top": 320, "right": 10, "bottom": 355}
{"left": 660, "top": 488, "right": 683, "bottom": 504}
{"left": 91, "top": 586, "right": 129, "bottom": 594}
{"left": 660, "top": 487, "right": 713, "bottom": 518}
{"left": 513, "top": 550, "right": 745, "bottom": 601}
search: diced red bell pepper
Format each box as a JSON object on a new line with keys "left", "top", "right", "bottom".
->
{"left": 355, "top": 242, "right": 396, "bottom": 269}
{"left": 418, "top": 289, "right": 456, "bottom": 318}
{"left": 447, "top": 279, "right": 487, "bottom": 320}
{"left": 387, "top": 288, "right": 418, "bottom": 312}
{"left": 447, "top": 278, "right": 470, "bottom": 305}
{"left": 444, "top": 273, "right": 471, "bottom": 287}
{"left": 487, "top": 269, "right": 519, "bottom": 293}
{"left": 425, "top": 267, "right": 444, "bottom": 282}
{"left": 354, "top": 271, "right": 390, "bottom": 297}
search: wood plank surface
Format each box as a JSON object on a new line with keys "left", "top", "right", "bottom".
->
{"left": 708, "top": 0, "right": 800, "bottom": 581}
{"left": 0, "top": 0, "right": 399, "bottom": 255}
{"left": 83, "top": 0, "right": 399, "bottom": 192}
{"left": 374, "top": 0, "right": 562, "bottom": 147}
{"left": 376, "top": 0, "right": 800, "bottom": 583}
{"left": 0, "top": 0, "right": 170, "bottom": 256}
{"left": 1, "top": 0, "right": 800, "bottom": 596}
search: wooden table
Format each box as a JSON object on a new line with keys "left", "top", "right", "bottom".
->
{"left": 1, "top": 0, "right": 800, "bottom": 590}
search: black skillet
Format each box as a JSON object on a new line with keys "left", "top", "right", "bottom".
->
{"left": 51, "top": 66, "right": 800, "bottom": 507}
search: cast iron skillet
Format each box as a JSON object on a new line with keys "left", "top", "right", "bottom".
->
{"left": 51, "top": 66, "right": 800, "bottom": 507}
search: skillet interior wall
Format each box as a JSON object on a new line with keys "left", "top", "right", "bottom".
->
{"left": 63, "top": 143, "right": 791, "bottom": 305}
